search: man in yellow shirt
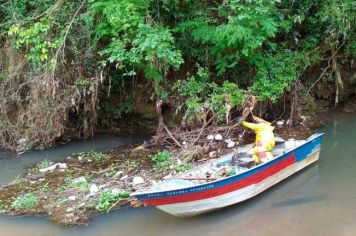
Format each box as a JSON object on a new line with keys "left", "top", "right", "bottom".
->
{"left": 242, "top": 115, "right": 275, "bottom": 164}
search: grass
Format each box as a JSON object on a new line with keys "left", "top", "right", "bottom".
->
{"left": 96, "top": 190, "right": 129, "bottom": 212}
{"left": 11, "top": 192, "right": 39, "bottom": 210}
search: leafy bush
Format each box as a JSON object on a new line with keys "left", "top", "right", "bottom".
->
{"left": 11, "top": 193, "right": 39, "bottom": 210}
{"left": 96, "top": 190, "right": 130, "bottom": 212}
{"left": 249, "top": 51, "right": 304, "bottom": 102}
{"left": 176, "top": 0, "right": 278, "bottom": 75}
{"left": 176, "top": 67, "right": 245, "bottom": 123}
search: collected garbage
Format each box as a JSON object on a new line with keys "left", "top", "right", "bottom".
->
{"left": 158, "top": 137, "right": 308, "bottom": 189}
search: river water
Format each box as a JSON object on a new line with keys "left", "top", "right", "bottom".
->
{"left": 0, "top": 113, "right": 355, "bottom": 236}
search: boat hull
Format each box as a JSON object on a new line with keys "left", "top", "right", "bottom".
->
{"left": 157, "top": 151, "right": 319, "bottom": 217}
{"left": 132, "top": 134, "right": 323, "bottom": 217}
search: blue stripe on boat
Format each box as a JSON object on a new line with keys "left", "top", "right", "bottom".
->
{"left": 136, "top": 134, "right": 323, "bottom": 200}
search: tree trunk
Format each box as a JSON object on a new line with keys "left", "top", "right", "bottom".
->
{"left": 153, "top": 80, "right": 164, "bottom": 134}
{"left": 289, "top": 82, "right": 299, "bottom": 126}
{"left": 332, "top": 53, "right": 343, "bottom": 106}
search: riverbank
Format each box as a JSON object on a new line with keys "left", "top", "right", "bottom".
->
{"left": 0, "top": 119, "right": 322, "bottom": 226}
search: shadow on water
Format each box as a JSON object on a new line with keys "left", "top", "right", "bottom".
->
{"left": 1, "top": 112, "right": 356, "bottom": 236}
{"left": 271, "top": 195, "right": 326, "bottom": 208}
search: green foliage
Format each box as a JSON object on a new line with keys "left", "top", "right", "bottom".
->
{"left": 123, "top": 160, "right": 140, "bottom": 171}
{"left": 0, "top": 74, "right": 9, "bottom": 81}
{"left": 11, "top": 192, "right": 39, "bottom": 210}
{"left": 175, "top": 163, "right": 192, "bottom": 173}
{"left": 56, "top": 185, "right": 67, "bottom": 193}
{"left": 176, "top": 67, "right": 245, "bottom": 122}
{"left": 81, "top": 151, "right": 111, "bottom": 163}
{"left": 89, "top": 0, "right": 183, "bottom": 100}
{"left": 0, "top": 200, "right": 5, "bottom": 213}
{"left": 51, "top": 198, "right": 68, "bottom": 207}
{"left": 29, "top": 159, "right": 53, "bottom": 174}
{"left": 65, "top": 177, "right": 89, "bottom": 190}
{"left": 96, "top": 190, "right": 129, "bottom": 212}
{"left": 8, "top": 21, "right": 60, "bottom": 66}
{"left": 37, "top": 159, "right": 53, "bottom": 169}
{"left": 99, "top": 97, "right": 134, "bottom": 125}
{"left": 177, "top": 0, "right": 278, "bottom": 75}
{"left": 74, "top": 79, "right": 91, "bottom": 87}
{"left": 151, "top": 151, "right": 174, "bottom": 172}
{"left": 1, "top": 0, "right": 356, "bottom": 149}
{"left": 151, "top": 150, "right": 191, "bottom": 173}
{"left": 40, "top": 183, "right": 49, "bottom": 193}
{"left": 249, "top": 51, "right": 304, "bottom": 102}
{"left": 4, "top": 1, "right": 87, "bottom": 69}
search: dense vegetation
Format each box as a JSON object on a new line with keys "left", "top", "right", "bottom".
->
{"left": 0, "top": 0, "right": 355, "bottom": 151}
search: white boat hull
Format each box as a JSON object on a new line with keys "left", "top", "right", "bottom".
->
{"left": 132, "top": 133, "right": 323, "bottom": 217}
{"left": 157, "top": 151, "right": 319, "bottom": 217}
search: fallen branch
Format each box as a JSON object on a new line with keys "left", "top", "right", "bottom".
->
{"left": 192, "top": 115, "right": 215, "bottom": 145}
{"left": 163, "top": 125, "right": 182, "bottom": 147}
{"left": 106, "top": 199, "right": 130, "bottom": 213}
{"left": 91, "top": 166, "right": 117, "bottom": 175}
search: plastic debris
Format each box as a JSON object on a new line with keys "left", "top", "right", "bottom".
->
{"left": 114, "top": 171, "right": 124, "bottom": 178}
{"left": 276, "top": 120, "right": 284, "bottom": 128}
{"left": 227, "top": 141, "right": 236, "bottom": 148}
{"left": 39, "top": 163, "right": 67, "bottom": 173}
{"left": 90, "top": 184, "right": 99, "bottom": 195}
{"left": 68, "top": 196, "right": 77, "bottom": 201}
{"left": 73, "top": 177, "right": 87, "bottom": 184}
{"left": 132, "top": 176, "right": 144, "bottom": 185}
{"left": 120, "top": 175, "right": 128, "bottom": 181}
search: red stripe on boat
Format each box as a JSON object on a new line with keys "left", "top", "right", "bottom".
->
{"left": 144, "top": 154, "right": 296, "bottom": 206}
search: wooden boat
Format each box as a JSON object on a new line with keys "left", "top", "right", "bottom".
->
{"left": 131, "top": 133, "right": 324, "bottom": 217}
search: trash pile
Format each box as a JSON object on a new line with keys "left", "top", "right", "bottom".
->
{"left": 148, "top": 137, "right": 308, "bottom": 191}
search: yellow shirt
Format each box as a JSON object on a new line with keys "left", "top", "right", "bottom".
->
{"left": 242, "top": 121, "right": 275, "bottom": 150}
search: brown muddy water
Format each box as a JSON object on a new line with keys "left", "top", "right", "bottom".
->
{"left": 0, "top": 113, "right": 356, "bottom": 236}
